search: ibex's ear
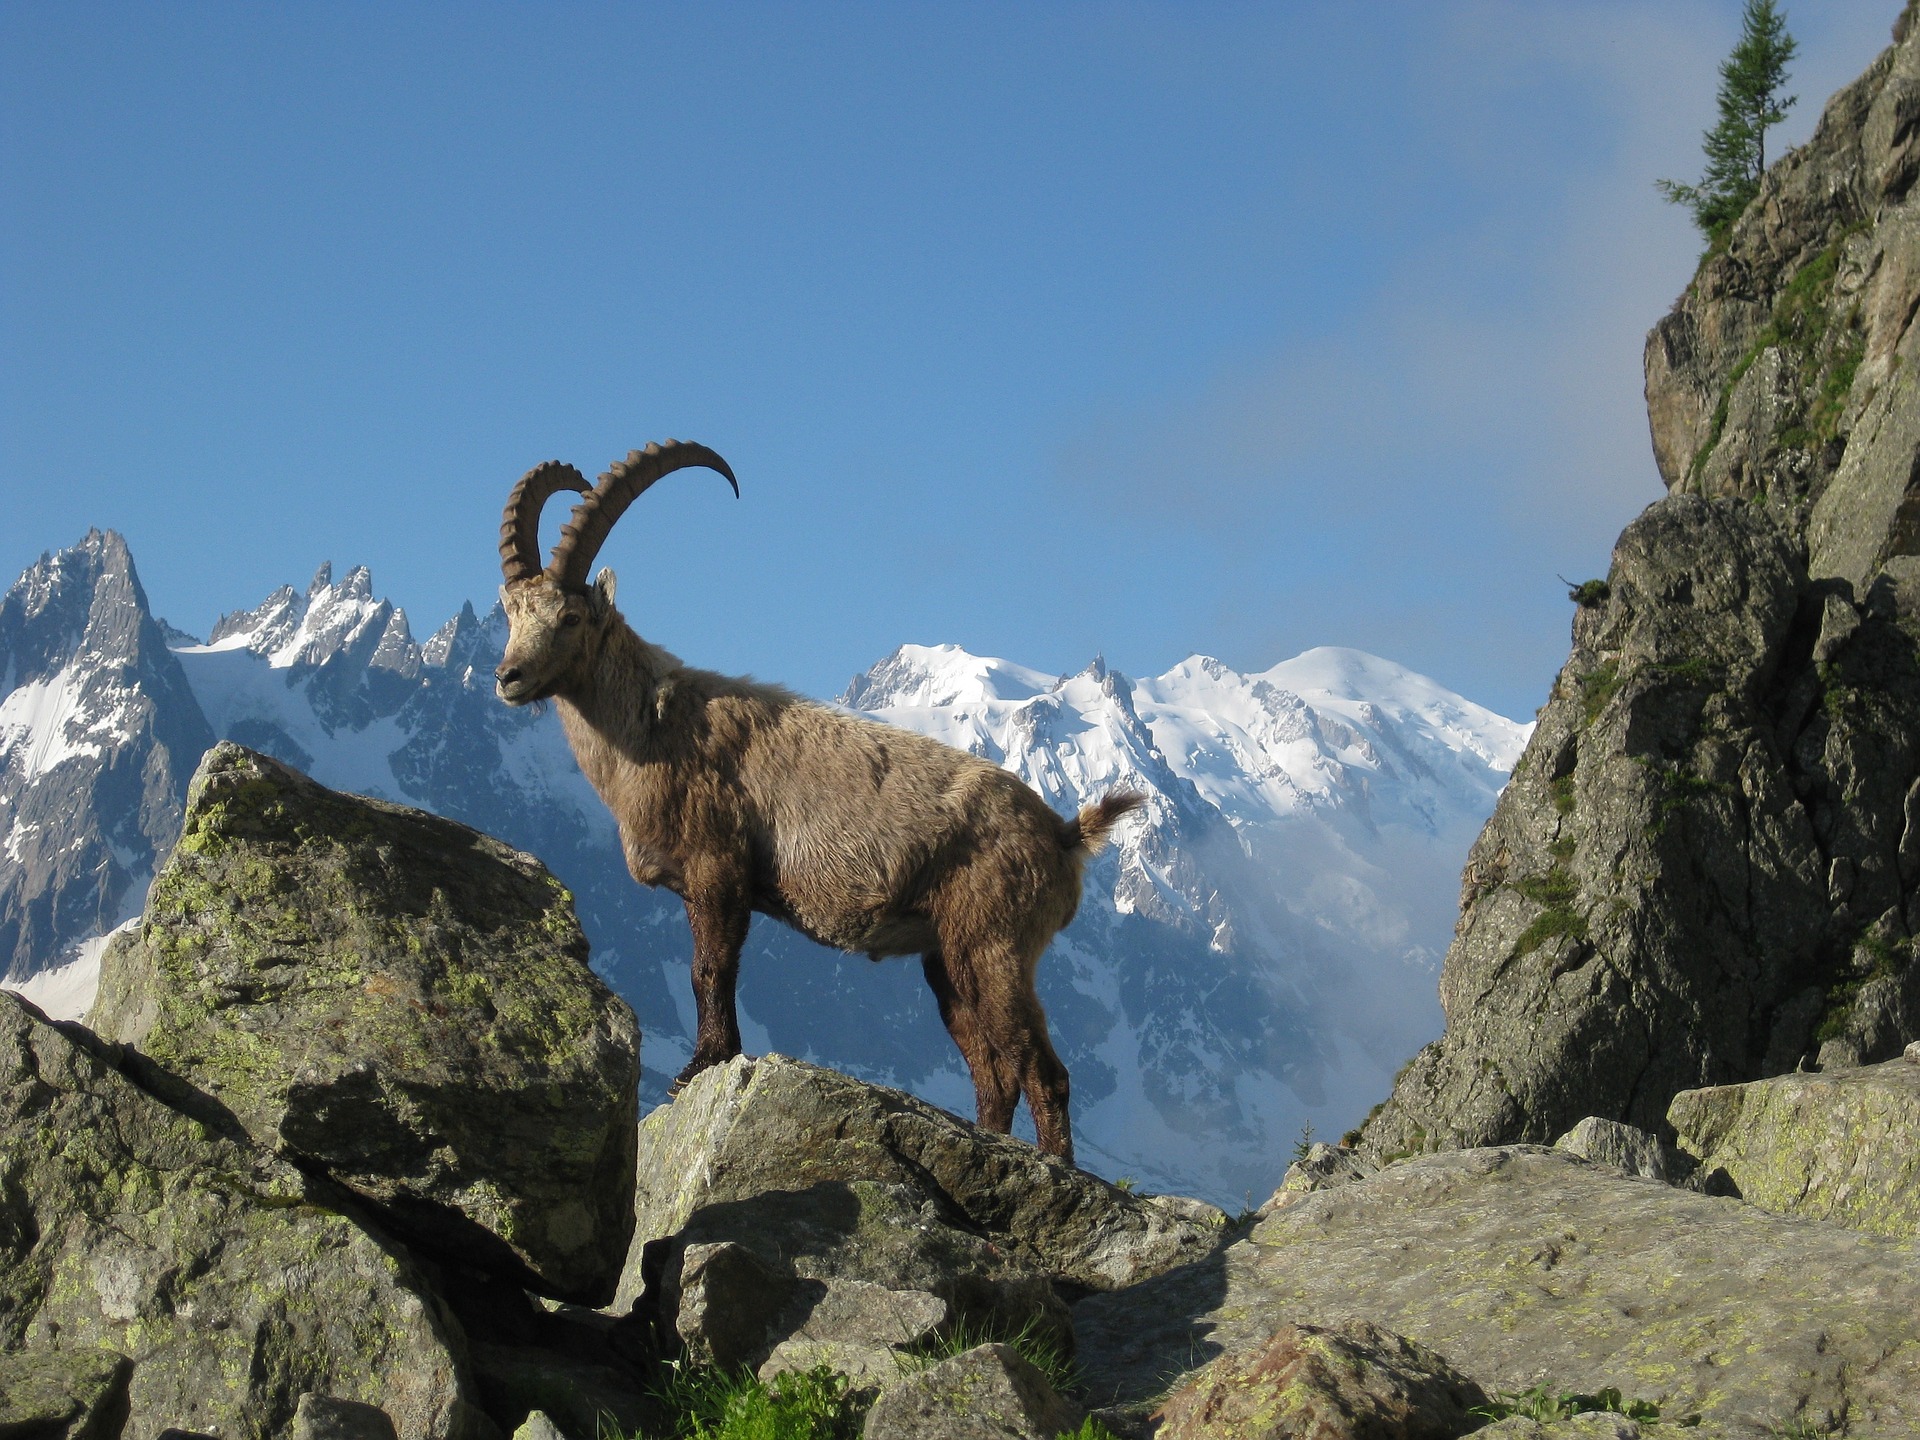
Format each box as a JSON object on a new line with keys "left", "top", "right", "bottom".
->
{"left": 591, "top": 568, "right": 617, "bottom": 617}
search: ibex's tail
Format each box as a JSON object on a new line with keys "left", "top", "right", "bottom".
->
{"left": 1062, "top": 791, "right": 1147, "bottom": 858}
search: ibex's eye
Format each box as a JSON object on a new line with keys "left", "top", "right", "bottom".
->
{"left": 562, "top": 613, "right": 582, "bottom": 628}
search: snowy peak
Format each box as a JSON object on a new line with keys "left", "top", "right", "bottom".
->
{"left": 843, "top": 642, "right": 1527, "bottom": 839}
{"left": 0, "top": 531, "right": 212, "bottom": 978}
{"left": 206, "top": 563, "right": 416, "bottom": 675}
{"left": 839, "top": 643, "right": 1056, "bottom": 710}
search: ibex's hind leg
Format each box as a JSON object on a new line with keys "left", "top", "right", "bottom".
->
{"left": 977, "top": 980, "right": 1074, "bottom": 1163}
{"left": 674, "top": 878, "right": 751, "bottom": 1095}
{"left": 921, "top": 949, "right": 1019, "bottom": 1133}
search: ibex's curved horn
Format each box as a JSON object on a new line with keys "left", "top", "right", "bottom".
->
{"left": 550, "top": 440, "right": 738, "bottom": 591}
{"left": 499, "top": 461, "right": 592, "bottom": 583}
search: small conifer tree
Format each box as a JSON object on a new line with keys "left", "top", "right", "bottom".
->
{"left": 1658, "top": 0, "right": 1797, "bottom": 242}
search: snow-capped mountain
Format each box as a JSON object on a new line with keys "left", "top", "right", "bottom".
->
{"left": 0, "top": 534, "right": 1528, "bottom": 1205}
{"left": 0, "top": 533, "right": 212, "bottom": 979}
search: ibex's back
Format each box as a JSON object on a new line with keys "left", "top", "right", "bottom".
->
{"left": 494, "top": 441, "right": 1142, "bottom": 1161}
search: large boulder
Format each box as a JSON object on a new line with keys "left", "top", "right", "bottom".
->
{"left": 0, "top": 990, "right": 487, "bottom": 1439}
{"left": 90, "top": 743, "right": 640, "bottom": 1305}
{"left": 861, "top": 1344, "right": 1081, "bottom": 1440}
{"left": 0, "top": 1346, "right": 132, "bottom": 1440}
{"left": 1667, "top": 1048, "right": 1920, "bottom": 1236}
{"left": 1075, "top": 1146, "right": 1920, "bottom": 1435}
{"left": 616, "top": 1055, "right": 1221, "bottom": 1369}
{"left": 1151, "top": 1320, "right": 1488, "bottom": 1440}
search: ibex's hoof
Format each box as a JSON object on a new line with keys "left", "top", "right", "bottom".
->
{"left": 668, "top": 1056, "right": 722, "bottom": 1097}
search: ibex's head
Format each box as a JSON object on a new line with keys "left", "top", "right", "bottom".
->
{"left": 493, "top": 441, "right": 737, "bottom": 706}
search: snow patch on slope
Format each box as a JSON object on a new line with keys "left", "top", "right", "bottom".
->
{"left": 0, "top": 918, "right": 131, "bottom": 1021}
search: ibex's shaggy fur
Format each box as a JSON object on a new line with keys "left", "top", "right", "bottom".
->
{"left": 495, "top": 444, "right": 1142, "bottom": 1161}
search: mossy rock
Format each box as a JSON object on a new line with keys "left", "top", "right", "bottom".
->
{"left": 1669, "top": 1053, "right": 1920, "bottom": 1237}
{"left": 90, "top": 743, "right": 640, "bottom": 1305}
{"left": 1153, "top": 1319, "right": 1487, "bottom": 1440}
{"left": 0, "top": 991, "right": 486, "bottom": 1439}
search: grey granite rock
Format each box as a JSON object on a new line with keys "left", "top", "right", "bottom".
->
{"left": 1152, "top": 1318, "right": 1487, "bottom": 1440}
{"left": 617, "top": 1053, "right": 1220, "bottom": 1356}
{"left": 1552, "top": 1118, "right": 1685, "bottom": 1185}
{"left": 1667, "top": 1053, "right": 1920, "bottom": 1236}
{"left": 862, "top": 1344, "right": 1079, "bottom": 1440}
{"left": 1074, "top": 1146, "right": 1920, "bottom": 1436}
{"left": 90, "top": 743, "right": 640, "bottom": 1304}
{"left": 1257, "top": 1142, "right": 1380, "bottom": 1214}
{"left": 0, "top": 990, "right": 486, "bottom": 1439}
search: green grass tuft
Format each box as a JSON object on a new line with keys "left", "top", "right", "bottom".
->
{"left": 899, "top": 1313, "right": 1079, "bottom": 1399}
{"left": 1578, "top": 661, "right": 1622, "bottom": 725}
{"left": 640, "top": 1363, "right": 867, "bottom": 1440}
{"left": 1471, "top": 1385, "right": 1683, "bottom": 1426}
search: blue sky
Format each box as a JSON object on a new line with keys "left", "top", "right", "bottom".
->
{"left": 0, "top": 2, "right": 1895, "bottom": 719}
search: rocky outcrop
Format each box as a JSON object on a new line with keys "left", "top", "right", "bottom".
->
{"left": 90, "top": 744, "right": 641, "bottom": 1305}
{"left": 1354, "top": 9, "right": 1920, "bottom": 1165}
{"left": 1552, "top": 1118, "right": 1685, "bottom": 1185}
{"left": 0, "top": 991, "right": 486, "bottom": 1439}
{"left": 1643, "top": 5, "right": 1920, "bottom": 557}
{"left": 618, "top": 1054, "right": 1222, "bottom": 1375}
{"left": 1075, "top": 1146, "right": 1920, "bottom": 1435}
{"left": 1667, "top": 1046, "right": 1920, "bottom": 1235}
{"left": 1152, "top": 1320, "right": 1488, "bottom": 1440}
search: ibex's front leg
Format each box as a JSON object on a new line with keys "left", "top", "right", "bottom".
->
{"left": 673, "top": 872, "right": 751, "bottom": 1094}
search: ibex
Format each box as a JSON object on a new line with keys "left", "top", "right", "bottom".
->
{"left": 493, "top": 441, "right": 1142, "bottom": 1161}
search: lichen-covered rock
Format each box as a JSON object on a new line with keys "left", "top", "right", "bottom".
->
{"left": 670, "top": 1241, "right": 800, "bottom": 1371}
{"left": 1552, "top": 1118, "right": 1686, "bottom": 1185}
{"left": 0, "top": 1346, "right": 132, "bottom": 1440}
{"left": 1667, "top": 1054, "right": 1920, "bottom": 1236}
{"left": 615, "top": 1055, "right": 1218, "bottom": 1348}
{"left": 0, "top": 991, "right": 485, "bottom": 1439}
{"left": 1151, "top": 1319, "right": 1488, "bottom": 1440}
{"left": 757, "top": 1281, "right": 947, "bottom": 1388}
{"left": 665, "top": 1232, "right": 949, "bottom": 1385}
{"left": 1074, "top": 1147, "right": 1920, "bottom": 1435}
{"left": 861, "top": 1344, "right": 1080, "bottom": 1440}
{"left": 1257, "top": 1143, "right": 1379, "bottom": 1215}
{"left": 1472, "top": 1421, "right": 1740, "bottom": 1440}
{"left": 292, "top": 1394, "right": 402, "bottom": 1440}
{"left": 90, "top": 743, "right": 640, "bottom": 1305}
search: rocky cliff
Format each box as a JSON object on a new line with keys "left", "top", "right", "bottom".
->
{"left": 1359, "top": 5, "right": 1920, "bottom": 1160}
